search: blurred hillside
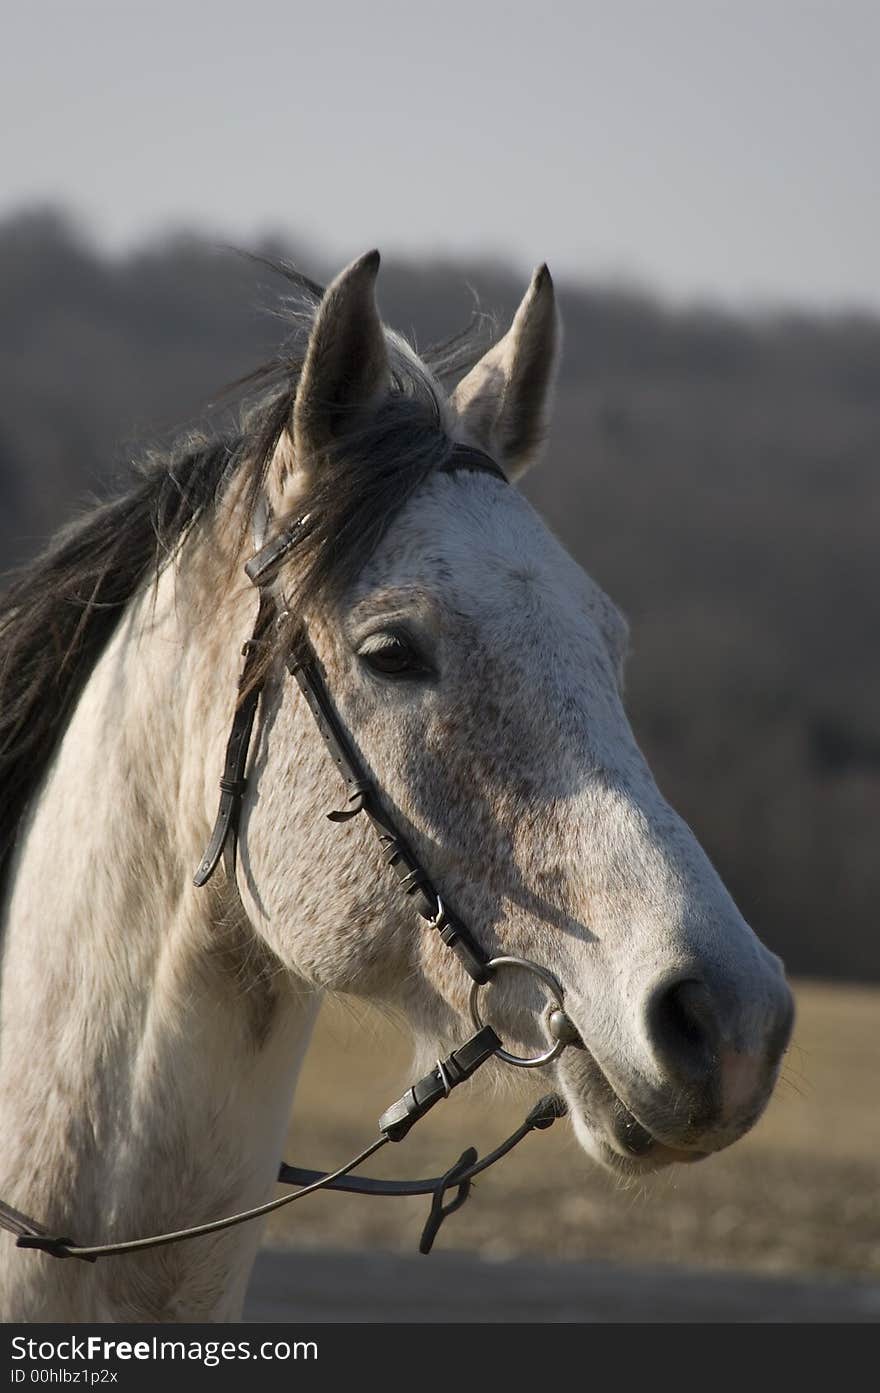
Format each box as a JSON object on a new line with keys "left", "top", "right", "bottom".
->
{"left": 1, "top": 208, "right": 878, "bottom": 980}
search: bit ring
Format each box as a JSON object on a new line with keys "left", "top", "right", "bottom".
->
{"left": 469, "top": 956, "right": 571, "bottom": 1068}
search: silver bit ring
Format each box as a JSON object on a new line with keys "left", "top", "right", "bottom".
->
{"left": 469, "top": 956, "right": 571, "bottom": 1068}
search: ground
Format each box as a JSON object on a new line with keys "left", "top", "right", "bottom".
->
{"left": 265, "top": 979, "right": 880, "bottom": 1279}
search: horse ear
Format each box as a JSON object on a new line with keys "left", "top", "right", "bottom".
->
{"left": 277, "top": 250, "right": 390, "bottom": 498}
{"left": 450, "top": 264, "right": 560, "bottom": 480}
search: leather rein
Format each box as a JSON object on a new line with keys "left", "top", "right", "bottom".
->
{"left": 0, "top": 444, "right": 580, "bottom": 1263}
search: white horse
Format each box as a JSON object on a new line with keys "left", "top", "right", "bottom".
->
{"left": 0, "top": 252, "right": 793, "bottom": 1321}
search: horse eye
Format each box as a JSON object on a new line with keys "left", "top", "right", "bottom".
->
{"left": 357, "top": 633, "right": 428, "bottom": 678}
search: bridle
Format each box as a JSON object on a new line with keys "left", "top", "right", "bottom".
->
{"left": 0, "top": 444, "right": 582, "bottom": 1264}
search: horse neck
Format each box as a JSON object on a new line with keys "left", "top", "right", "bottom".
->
{"left": 0, "top": 540, "right": 319, "bottom": 1321}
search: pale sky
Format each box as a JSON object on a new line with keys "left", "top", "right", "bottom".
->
{"left": 2, "top": 0, "right": 878, "bottom": 309}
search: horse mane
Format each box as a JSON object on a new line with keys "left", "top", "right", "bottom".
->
{"left": 0, "top": 262, "right": 492, "bottom": 891}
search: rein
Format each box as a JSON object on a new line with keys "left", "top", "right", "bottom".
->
{"left": 0, "top": 444, "right": 580, "bottom": 1264}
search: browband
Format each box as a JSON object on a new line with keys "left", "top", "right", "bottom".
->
{"left": 244, "top": 444, "right": 505, "bottom": 590}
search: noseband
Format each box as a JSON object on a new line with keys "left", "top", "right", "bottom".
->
{"left": 0, "top": 444, "right": 581, "bottom": 1266}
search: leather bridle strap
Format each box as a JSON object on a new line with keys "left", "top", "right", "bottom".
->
{"left": 193, "top": 591, "right": 274, "bottom": 888}
{"left": 286, "top": 642, "right": 491, "bottom": 984}
{"left": 2, "top": 1138, "right": 387, "bottom": 1264}
{"left": 278, "top": 1092, "right": 566, "bottom": 1256}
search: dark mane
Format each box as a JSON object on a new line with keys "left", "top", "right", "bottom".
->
{"left": 0, "top": 264, "right": 491, "bottom": 889}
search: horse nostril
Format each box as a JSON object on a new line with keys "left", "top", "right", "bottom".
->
{"left": 646, "top": 977, "right": 721, "bottom": 1084}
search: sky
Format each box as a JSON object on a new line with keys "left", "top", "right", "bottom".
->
{"left": 2, "top": 0, "right": 878, "bottom": 310}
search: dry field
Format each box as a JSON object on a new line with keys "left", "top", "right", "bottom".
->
{"left": 266, "top": 979, "right": 879, "bottom": 1279}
